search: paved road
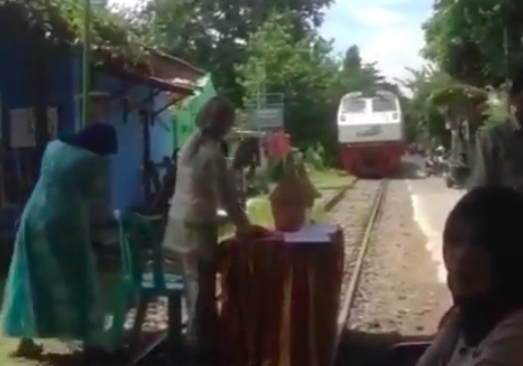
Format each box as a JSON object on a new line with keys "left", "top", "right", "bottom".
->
{"left": 406, "top": 176, "right": 464, "bottom": 283}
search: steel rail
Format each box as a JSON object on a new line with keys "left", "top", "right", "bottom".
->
{"left": 330, "top": 179, "right": 389, "bottom": 366}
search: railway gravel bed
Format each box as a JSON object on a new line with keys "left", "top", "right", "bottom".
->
{"left": 318, "top": 188, "right": 345, "bottom": 210}
{"left": 329, "top": 180, "right": 382, "bottom": 311}
{"left": 335, "top": 179, "right": 450, "bottom": 366}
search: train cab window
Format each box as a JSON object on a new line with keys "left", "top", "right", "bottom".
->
{"left": 372, "top": 97, "right": 396, "bottom": 112}
{"left": 342, "top": 98, "right": 366, "bottom": 113}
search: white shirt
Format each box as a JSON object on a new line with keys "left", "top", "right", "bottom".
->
{"left": 168, "top": 133, "right": 246, "bottom": 225}
{"left": 416, "top": 308, "right": 523, "bottom": 366}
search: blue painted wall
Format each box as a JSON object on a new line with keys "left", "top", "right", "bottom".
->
{"left": 72, "top": 57, "right": 175, "bottom": 210}
{"left": 0, "top": 34, "right": 76, "bottom": 237}
{"left": 150, "top": 93, "right": 175, "bottom": 162}
{"left": 0, "top": 34, "right": 76, "bottom": 138}
{"left": 0, "top": 37, "right": 174, "bottom": 214}
{"left": 0, "top": 31, "right": 176, "bottom": 245}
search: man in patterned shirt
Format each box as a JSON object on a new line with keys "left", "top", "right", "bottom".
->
{"left": 469, "top": 71, "right": 523, "bottom": 190}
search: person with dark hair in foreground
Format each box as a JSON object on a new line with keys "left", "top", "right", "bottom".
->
{"left": 416, "top": 186, "right": 523, "bottom": 366}
{"left": 469, "top": 70, "right": 523, "bottom": 190}
{"left": 1, "top": 123, "right": 118, "bottom": 360}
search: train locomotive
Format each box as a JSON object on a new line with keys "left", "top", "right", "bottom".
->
{"left": 336, "top": 90, "right": 405, "bottom": 178}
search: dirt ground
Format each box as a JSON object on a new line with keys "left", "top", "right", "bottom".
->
{"left": 335, "top": 179, "right": 451, "bottom": 366}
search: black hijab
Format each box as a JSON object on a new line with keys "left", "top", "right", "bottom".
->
{"left": 444, "top": 186, "right": 523, "bottom": 346}
{"left": 60, "top": 123, "right": 118, "bottom": 156}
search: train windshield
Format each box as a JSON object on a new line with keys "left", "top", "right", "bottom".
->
{"left": 371, "top": 96, "right": 397, "bottom": 112}
{"left": 341, "top": 98, "right": 366, "bottom": 113}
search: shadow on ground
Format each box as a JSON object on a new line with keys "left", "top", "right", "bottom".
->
{"left": 353, "top": 156, "right": 427, "bottom": 181}
{"left": 335, "top": 329, "right": 434, "bottom": 366}
{"left": 393, "top": 158, "right": 426, "bottom": 181}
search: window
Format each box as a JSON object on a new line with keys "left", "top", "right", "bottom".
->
{"left": 341, "top": 98, "right": 366, "bottom": 113}
{"left": 371, "top": 97, "right": 396, "bottom": 112}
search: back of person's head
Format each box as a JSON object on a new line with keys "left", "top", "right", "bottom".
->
{"left": 444, "top": 186, "right": 523, "bottom": 305}
{"left": 65, "top": 122, "right": 118, "bottom": 156}
{"left": 195, "top": 96, "right": 235, "bottom": 138}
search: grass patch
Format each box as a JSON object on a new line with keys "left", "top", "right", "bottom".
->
{"left": 246, "top": 196, "right": 273, "bottom": 227}
{"left": 218, "top": 196, "right": 273, "bottom": 239}
{"left": 219, "top": 195, "right": 331, "bottom": 240}
{"left": 308, "top": 168, "right": 354, "bottom": 189}
{"left": 249, "top": 198, "right": 330, "bottom": 226}
{"left": 246, "top": 196, "right": 331, "bottom": 227}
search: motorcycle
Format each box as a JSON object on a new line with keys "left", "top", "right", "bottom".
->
{"left": 425, "top": 157, "right": 437, "bottom": 176}
{"left": 435, "top": 156, "right": 446, "bottom": 175}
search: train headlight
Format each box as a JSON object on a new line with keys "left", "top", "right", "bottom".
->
{"left": 340, "top": 115, "right": 346, "bottom": 122}
{"left": 392, "top": 113, "right": 398, "bottom": 120}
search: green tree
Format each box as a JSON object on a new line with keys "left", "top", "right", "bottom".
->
{"left": 401, "top": 64, "right": 489, "bottom": 152}
{"left": 120, "top": 2, "right": 402, "bottom": 161}
{"left": 343, "top": 45, "right": 361, "bottom": 71}
{"left": 400, "top": 66, "right": 451, "bottom": 146}
{"left": 127, "top": 0, "right": 333, "bottom": 104}
{"left": 239, "top": 12, "right": 339, "bottom": 149}
{"left": 339, "top": 45, "right": 384, "bottom": 93}
{"left": 423, "top": 0, "right": 523, "bottom": 86}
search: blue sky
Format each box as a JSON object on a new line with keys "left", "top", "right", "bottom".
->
{"left": 320, "top": 0, "right": 432, "bottom": 81}
{"left": 109, "top": 0, "right": 432, "bottom": 82}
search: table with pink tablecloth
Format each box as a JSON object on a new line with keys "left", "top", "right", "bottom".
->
{"left": 218, "top": 223, "right": 344, "bottom": 366}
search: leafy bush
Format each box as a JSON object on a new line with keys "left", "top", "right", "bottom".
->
{"left": 484, "top": 92, "right": 509, "bottom": 127}
{"left": 303, "top": 144, "right": 325, "bottom": 170}
{"left": 0, "top": 0, "right": 149, "bottom": 64}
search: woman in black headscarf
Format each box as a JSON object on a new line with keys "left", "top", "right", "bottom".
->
{"left": 1, "top": 123, "right": 118, "bottom": 358}
{"left": 416, "top": 186, "right": 523, "bottom": 366}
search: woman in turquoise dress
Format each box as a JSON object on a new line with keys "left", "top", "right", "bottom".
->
{"left": 1, "top": 123, "right": 118, "bottom": 358}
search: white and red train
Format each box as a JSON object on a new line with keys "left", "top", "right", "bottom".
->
{"left": 336, "top": 91, "right": 405, "bottom": 178}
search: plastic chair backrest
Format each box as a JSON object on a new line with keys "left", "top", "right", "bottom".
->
{"left": 134, "top": 213, "right": 166, "bottom": 290}
{"left": 116, "top": 211, "right": 166, "bottom": 290}
{"left": 99, "top": 210, "right": 145, "bottom": 350}
{"left": 114, "top": 210, "right": 144, "bottom": 286}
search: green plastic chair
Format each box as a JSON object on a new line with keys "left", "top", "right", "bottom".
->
{"left": 113, "top": 210, "right": 185, "bottom": 359}
{"left": 91, "top": 211, "right": 142, "bottom": 351}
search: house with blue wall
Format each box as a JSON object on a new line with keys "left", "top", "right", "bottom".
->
{"left": 73, "top": 56, "right": 202, "bottom": 210}
{"left": 0, "top": 1, "right": 204, "bottom": 244}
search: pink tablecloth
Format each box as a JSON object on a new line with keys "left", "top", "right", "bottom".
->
{"left": 218, "top": 224, "right": 344, "bottom": 366}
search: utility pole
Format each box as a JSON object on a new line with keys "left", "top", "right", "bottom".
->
{"left": 81, "top": 0, "right": 92, "bottom": 129}
{"left": 503, "top": 27, "right": 510, "bottom": 114}
{"left": 504, "top": 27, "right": 509, "bottom": 85}
{"left": 255, "top": 0, "right": 265, "bottom": 116}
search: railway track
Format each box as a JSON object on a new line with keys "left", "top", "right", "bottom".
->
{"left": 331, "top": 179, "right": 389, "bottom": 366}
